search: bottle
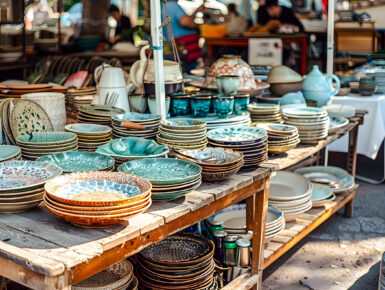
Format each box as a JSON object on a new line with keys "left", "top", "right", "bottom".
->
{"left": 236, "top": 239, "right": 251, "bottom": 267}
{"left": 224, "top": 236, "right": 237, "bottom": 266}
{"left": 213, "top": 230, "right": 227, "bottom": 264}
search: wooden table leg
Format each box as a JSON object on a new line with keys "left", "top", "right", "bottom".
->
{"left": 345, "top": 125, "right": 359, "bottom": 217}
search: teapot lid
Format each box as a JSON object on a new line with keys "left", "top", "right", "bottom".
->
{"left": 308, "top": 65, "right": 323, "bottom": 76}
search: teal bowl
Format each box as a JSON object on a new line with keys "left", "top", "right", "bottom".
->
{"left": 190, "top": 94, "right": 212, "bottom": 118}
{"left": 171, "top": 93, "right": 190, "bottom": 116}
{"left": 216, "top": 75, "right": 240, "bottom": 95}
{"left": 213, "top": 95, "right": 234, "bottom": 118}
{"left": 232, "top": 93, "right": 250, "bottom": 115}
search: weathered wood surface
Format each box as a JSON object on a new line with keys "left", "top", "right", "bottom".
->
{"left": 222, "top": 272, "right": 259, "bottom": 290}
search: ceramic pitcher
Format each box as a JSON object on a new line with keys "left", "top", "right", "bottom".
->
{"left": 302, "top": 65, "right": 341, "bottom": 107}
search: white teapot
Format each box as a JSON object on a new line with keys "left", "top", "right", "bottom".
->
{"left": 130, "top": 45, "right": 183, "bottom": 88}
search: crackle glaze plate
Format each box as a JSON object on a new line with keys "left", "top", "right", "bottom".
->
{"left": 65, "top": 123, "right": 112, "bottom": 136}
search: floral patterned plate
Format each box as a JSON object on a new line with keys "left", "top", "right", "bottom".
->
{"left": 207, "top": 126, "right": 267, "bottom": 145}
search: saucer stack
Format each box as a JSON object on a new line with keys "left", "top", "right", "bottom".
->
{"left": 65, "top": 123, "right": 112, "bottom": 151}
{"left": 0, "top": 145, "right": 21, "bottom": 161}
{"left": 248, "top": 103, "right": 283, "bottom": 124}
{"left": 207, "top": 126, "right": 268, "bottom": 167}
{"left": 157, "top": 119, "right": 208, "bottom": 151}
{"left": 257, "top": 123, "right": 300, "bottom": 155}
{"left": 111, "top": 113, "right": 161, "bottom": 139}
{"left": 282, "top": 107, "right": 329, "bottom": 144}
{"left": 78, "top": 105, "right": 125, "bottom": 126}
{"left": 66, "top": 87, "right": 96, "bottom": 114}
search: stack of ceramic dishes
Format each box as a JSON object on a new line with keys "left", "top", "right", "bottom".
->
{"left": 97, "top": 137, "right": 169, "bottom": 167}
{"left": 72, "top": 260, "right": 137, "bottom": 290}
{"left": 16, "top": 132, "right": 78, "bottom": 160}
{"left": 211, "top": 205, "right": 285, "bottom": 241}
{"left": 0, "top": 83, "right": 53, "bottom": 98}
{"left": 178, "top": 113, "right": 251, "bottom": 130}
{"left": 207, "top": 126, "right": 268, "bottom": 167}
{"left": 66, "top": 87, "right": 96, "bottom": 114}
{"left": 44, "top": 171, "right": 152, "bottom": 228}
{"left": 295, "top": 166, "right": 355, "bottom": 194}
{"left": 157, "top": 119, "right": 208, "bottom": 151}
{"left": 174, "top": 147, "right": 244, "bottom": 182}
{"left": 0, "top": 145, "right": 21, "bottom": 161}
{"left": 269, "top": 171, "right": 313, "bottom": 221}
{"left": 282, "top": 107, "right": 330, "bottom": 143}
{"left": 248, "top": 103, "right": 282, "bottom": 124}
{"left": 37, "top": 151, "right": 115, "bottom": 172}
{"left": 118, "top": 158, "right": 202, "bottom": 201}
{"left": 257, "top": 123, "right": 300, "bottom": 155}
{"left": 0, "top": 98, "right": 17, "bottom": 144}
{"left": 310, "top": 183, "right": 336, "bottom": 207}
{"left": 111, "top": 113, "right": 161, "bottom": 139}
{"left": 0, "top": 161, "right": 62, "bottom": 213}
{"left": 78, "top": 105, "right": 125, "bottom": 126}
{"left": 137, "top": 233, "right": 216, "bottom": 290}
{"left": 328, "top": 115, "right": 349, "bottom": 134}
{"left": 65, "top": 123, "right": 112, "bottom": 151}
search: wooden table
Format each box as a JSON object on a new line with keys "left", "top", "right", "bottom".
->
{"left": 205, "top": 33, "right": 308, "bottom": 75}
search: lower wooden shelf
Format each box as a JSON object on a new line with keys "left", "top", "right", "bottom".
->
{"left": 222, "top": 272, "right": 259, "bottom": 290}
{"left": 263, "top": 185, "right": 358, "bottom": 269}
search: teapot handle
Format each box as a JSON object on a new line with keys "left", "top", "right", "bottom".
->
{"left": 94, "top": 63, "right": 111, "bottom": 86}
{"left": 330, "top": 74, "right": 341, "bottom": 96}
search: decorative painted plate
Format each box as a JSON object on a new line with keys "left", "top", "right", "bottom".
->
{"left": 328, "top": 116, "right": 349, "bottom": 133}
{"left": 282, "top": 107, "right": 328, "bottom": 117}
{"left": 0, "top": 160, "right": 62, "bottom": 192}
{"left": 112, "top": 113, "right": 161, "bottom": 123}
{"left": 79, "top": 105, "right": 125, "bottom": 116}
{"left": 161, "top": 119, "right": 206, "bottom": 130}
{"left": 10, "top": 99, "right": 53, "bottom": 139}
{"left": 65, "top": 123, "right": 112, "bottom": 136}
{"left": 207, "top": 126, "right": 267, "bottom": 145}
{"left": 118, "top": 158, "right": 202, "bottom": 185}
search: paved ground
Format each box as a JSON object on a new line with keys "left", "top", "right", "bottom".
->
{"left": 262, "top": 181, "right": 385, "bottom": 290}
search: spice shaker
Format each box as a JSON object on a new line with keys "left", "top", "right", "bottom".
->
{"left": 236, "top": 238, "right": 251, "bottom": 267}
{"left": 224, "top": 236, "right": 237, "bottom": 266}
{"left": 213, "top": 230, "right": 227, "bottom": 263}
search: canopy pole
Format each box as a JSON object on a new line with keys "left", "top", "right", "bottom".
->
{"left": 326, "top": 0, "right": 335, "bottom": 76}
{"left": 150, "top": 0, "right": 166, "bottom": 120}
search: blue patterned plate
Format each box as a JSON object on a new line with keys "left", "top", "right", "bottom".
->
{"left": 207, "top": 126, "right": 267, "bottom": 145}
{"left": 112, "top": 113, "right": 161, "bottom": 123}
{"left": 65, "top": 123, "right": 112, "bottom": 136}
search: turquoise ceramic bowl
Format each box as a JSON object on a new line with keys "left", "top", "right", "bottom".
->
{"left": 216, "top": 75, "right": 240, "bottom": 95}
{"left": 118, "top": 158, "right": 202, "bottom": 185}
{"left": 36, "top": 151, "right": 115, "bottom": 173}
{"left": 213, "top": 95, "right": 234, "bottom": 118}
{"left": 190, "top": 94, "right": 212, "bottom": 118}
{"left": 232, "top": 94, "right": 249, "bottom": 115}
{"left": 171, "top": 93, "right": 190, "bottom": 116}
{"left": 147, "top": 96, "right": 170, "bottom": 115}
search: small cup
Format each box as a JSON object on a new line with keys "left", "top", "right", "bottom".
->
{"left": 190, "top": 93, "right": 212, "bottom": 117}
{"left": 213, "top": 95, "right": 234, "bottom": 118}
{"left": 231, "top": 93, "right": 250, "bottom": 115}
{"left": 171, "top": 93, "right": 190, "bottom": 116}
{"left": 148, "top": 96, "right": 171, "bottom": 115}
{"left": 216, "top": 75, "right": 240, "bottom": 95}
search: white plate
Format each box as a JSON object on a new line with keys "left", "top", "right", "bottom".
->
{"left": 311, "top": 182, "right": 333, "bottom": 201}
{"left": 269, "top": 171, "right": 312, "bottom": 201}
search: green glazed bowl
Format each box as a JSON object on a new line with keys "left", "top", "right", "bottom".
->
{"left": 161, "top": 119, "right": 207, "bottom": 130}
{"left": 118, "top": 158, "right": 202, "bottom": 185}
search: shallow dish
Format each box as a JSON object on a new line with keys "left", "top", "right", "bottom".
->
{"left": 112, "top": 112, "right": 161, "bottom": 123}
{"left": 311, "top": 182, "right": 333, "bottom": 202}
{"left": 118, "top": 158, "right": 202, "bottom": 185}
{"left": 16, "top": 132, "right": 78, "bottom": 146}
{"left": 65, "top": 123, "right": 112, "bottom": 136}
{"left": 269, "top": 171, "right": 312, "bottom": 201}
{"left": 0, "top": 145, "right": 21, "bottom": 161}
{"left": 312, "top": 193, "right": 336, "bottom": 207}
{"left": 207, "top": 126, "right": 267, "bottom": 145}
{"left": 0, "top": 199, "right": 43, "bottom": 213}
{"left": 328, "top": 116, "right": 349, "bottom": 133}
{"left": 161, "top": 119, "right": 206, "bottom": 130}
{"left": 79, "top": 105, "right": 125, "bottom": 117}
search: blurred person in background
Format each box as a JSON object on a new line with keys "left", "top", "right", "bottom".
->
{"left": 108, "top": 4, "right": 132, "bottom": 44}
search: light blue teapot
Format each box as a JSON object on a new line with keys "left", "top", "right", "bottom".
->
{"left": 302, "top": 65, "right": 340, "bottom": 107}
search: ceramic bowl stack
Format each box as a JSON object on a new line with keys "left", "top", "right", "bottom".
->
{"left": 44, "top": 171, "right": 152, "bottom": 228}
{"left": 366, "top": 69, "right": 385, "bottom": 94}
{"left": 137, "top": 233, "right": 216, "bottom": 290}
{"left": 97, "top": 137, "right": 169, "bottom": 167}
{"left": 207, "top": 127, "right": 268, "bottom": 168}
{"left": 65, "top": 123, "right": 112, "bottom": 151}
{"left": 257, "top": 123, "right": 300, "bottom": 155}
{"left": 269, "top": 171, "right": 313, "bottom": 221}
{"left": 295, "top": 166, "right": 355, "bottom": 194}
{"left": 72, "top": 260, "right": 137, "bottom": 290}
{"left": 118, "top": 158, "right": 202, "bottom": 201}
{"left": 0, "top": 161, "right": 62, "bottom": 213}
{"left": 16, "top": 132, "right": 78, "bottom": 160}
{"left": 174, "top": 147, "right": 244, "bottom": 182}
{"left": 0, "top": 145, "right": 21, "bottom": 161}
{"left": 37, "top": 151, "right": 115, "bottom": 172}
{"left": 248, "top": 103, "right": 283, "bottom": 124}
{"left": 310, "top": 183, "right": 336, "bottom": 207}
{"left": 78, "top": 105, "right": 125, "bottom": 126}
{"left": 66, "top": 87, "right": 96, "bottom": 114}
{"left": 157, "top": 119, "right": 208, "bottom": 151}
{"left": 282, "top": 107, "right": 329, "bottom": 144}
{"left": 111, "top": 113, "right": 161, "bottom": 139}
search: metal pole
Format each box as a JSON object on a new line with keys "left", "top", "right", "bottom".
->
{"left": 150, "top": 0, "right": 166, "bottom": 120}
{"left": 326, "top": 0, "right": 335, "bottom": 76}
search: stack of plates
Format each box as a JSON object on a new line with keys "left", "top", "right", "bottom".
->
{"left": 66, "top": 87, "right": 96, "bottom": 114}
{"left": 137, "top": 233, "right": 216, "bottom": 290}
{"left": 282, "top": 107, "right": 330, "bottom": 143}
{"left": 295, "top": 166, "right": 355, "bottom": 194}
{"left": 176, "top": 113, "right": 251, "bottom": 130}
{"left": 0, "top": 161, "right": 62, "bottom": 213}
{"left": 65, "top": 123, "right": 112, "bottom": 151}
{"left": 0, "top": 145, "right": 21, "bottom": 161}
{"left": 72, "top": 260, "right": 137, "bottom": 290}
{"left": 174, "top": 147, "right": 244, "bottom": 182}
{"left": 118, "top": 158, "right": 202, "bottom": 201}
{"left": 269, "top": 171, "right": 313, "bottom": 221}
{"left": 44, "top": 171, "right": 152, "bottom": 228}
{"left": 16, "top": 132, "right": 78, "bottom": 160}
{"left": 207, "top": 126, "right": 268, "bottom": 167}
{"left": 37, "top": 151, "right": 115, "bottom": 172}
{"left": 111, "top": 113, "right": 161, "bottom": 139}
{"left": 157, "top": 119, "right": 208, "bottom": 151}
{"left": 78, "top": 105, "right": 125, "bottom": 126}
{"left": 248, "top": 103, "right": 283, "bottom": 123}
{"left": 0, "top": 84, "right": 53, "bottom": 98}
{"left": 310, "top": 183, "right": 336, "bottom": 207}
{"left": 211, "top": 205, "right": 285, "bottom": 241}
{"left": 257, "top": 123, "right": 300, "bottom": 154}
{"left": 96, "top": 137, "right": 169, "bottom": 167}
